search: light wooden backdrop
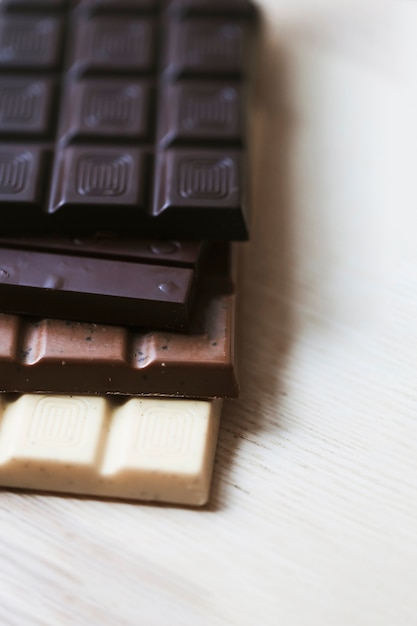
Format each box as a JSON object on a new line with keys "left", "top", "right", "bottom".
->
{"left": 1, "top": 1, "right": 417, "bottom": 624}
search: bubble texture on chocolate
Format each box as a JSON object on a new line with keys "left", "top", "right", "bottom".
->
{"left": 0, "top": 0, "right": 256, "bottom": 239}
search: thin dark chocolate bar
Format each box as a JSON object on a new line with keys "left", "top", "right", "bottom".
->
{"left": 0, "top": 235, "right": 202, "bottom": 264}
{"left": 0, "top": 0, "right": 256, "bottom": 239}
{"left": 0, "top": 238, "right": 204, "bottom": 329}
{"left": 0, "top": 244, "right": 238, "bottom": 398}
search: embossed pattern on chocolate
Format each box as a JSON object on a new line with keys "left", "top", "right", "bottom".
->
{"left": 157, "top": 81, "right": 243, "bottom": 148}
{"left": 0, "top": 16, "right": 63, "bottom": 70}
{"left": 0, "top": 78, "right": 55, "bottom": 136}
{"left": 0, "top": 0, "right": 256, "bottom": 239}
{"left": 0, "top": 395, "right": 222, "bottom": 505}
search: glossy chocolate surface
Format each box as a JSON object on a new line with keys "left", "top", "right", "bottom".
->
{"left": 0, "top": 0, "right": 256, "bottom": 238}
{"left": 0, "top": 238, "right": 203, "bottom": 329}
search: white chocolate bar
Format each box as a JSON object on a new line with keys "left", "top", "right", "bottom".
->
{"left": 0, "top": 395, "right": 222, "bottom": 506}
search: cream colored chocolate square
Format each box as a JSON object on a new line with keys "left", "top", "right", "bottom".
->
{"left": 0, "top": 395, "right": 109, "bottom": 493}
{"left": 0, "top": 395, "right": 222, "bottom": 505}
{"left": 100, "top": 398, "right": 222, "bottom": 505}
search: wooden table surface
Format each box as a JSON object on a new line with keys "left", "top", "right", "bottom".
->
{"left": 1, "top": 2, "right": 417, "bottom": 624}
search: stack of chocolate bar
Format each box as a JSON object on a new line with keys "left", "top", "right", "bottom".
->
{"left": 0, "top": 0, "right": 257, "bottom": 505}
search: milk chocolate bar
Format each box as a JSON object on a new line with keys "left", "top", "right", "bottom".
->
{"left": 0, "top": 238, "right": 204, "bottom": 330}
{"left": 0, "top": 394, "right": 222, "bottom": 505}
{"left": 0, "top": 244, "right": 238, "bottom": 398}
{"left": 0, "top": 0, "right": 256, "bottom": 239}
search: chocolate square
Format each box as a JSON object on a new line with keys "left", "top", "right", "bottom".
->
{"left": 49, "top": 147, "right": 147, "bottom": 224}
{"left": 0, "top": 78, "right": 55, "bottom": 137}
{"left": 158, "top": 82, "right": 243, "bottom": 148}
{"left": 0, "top": 146, "right": 45, "bottom": 207}
{"left": 75, "top": 0, "right": 158, "bottom": 13}
{"left": 59, "top": 80, "right": 152, "bottom": 144}
{"left": 0, "top": 17, "right": 62, "bottom": 70}
{"left": 154, "top": 149, "right": 242, "bottom": 214}
{"left": 68, "top": 17, "right": 156, "bottom": 77}
{"left": 2, "top": 0, "right": 68, "bottom": 11}
{"left": 163, "top": 19, "right": 248, "bottom": 79}
{"left": 166, "top": 0, "right": 255, "bottom": 17}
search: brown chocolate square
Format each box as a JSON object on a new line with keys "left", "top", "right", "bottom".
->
{"left": 0, "top": 146, "right": 45, "bottom": 206}
{"left": 75, "top": 0, "right": 157, "bottom": 13}
{"left": 166, "top": 0, "right": 255, "bottom": 17}
{"left": 163, "top": 19, "right": 248, "bottom": 79}
{"left": 154, "top": 149, "right": 242, "bottom": 215}
{"left": 68, "top": 17, "right": 155, "bottom": 77}
{"left": 59, "top": 80, "right": 152, "bottom": 145}
{"left": 158, "top": 82, "right": 243, "bottom": 148}
{"left": 0, "top": 78, "right": 55, "bottom": 137}
{"left": 2, "top": 0, "right": 68, "bottom": 11}
{"left": 49, "top": 147, "right": 147, "bottom": 217}
{"left": 0, "top": 17, "right": 62, "bottom": 70}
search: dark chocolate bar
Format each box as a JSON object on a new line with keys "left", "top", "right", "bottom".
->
{"left": 0, "top": 243, "right": 238, "bottom": 398}
{"left": 0, "top": 0, "right": 256, "bottom": 239}
{"left": 0, "top": 235, "right": 202, "bottom": 263}
{"left": 0, "top": 238, "right": 203, "bottom": 329}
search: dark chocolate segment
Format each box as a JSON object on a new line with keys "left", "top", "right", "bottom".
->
{"left": 156, "top": 150, "right": 241, "bottom": 210}
{"left": 58, "top": 80, "right": 152, "bottom": 144}
{"left": 1, "top": 0, "right": 68, "bottom": 11}
{"left": 166, "top": 0, "right": 256, "bottom": 17}
{"left": 74, "top": 0, "right": 158, "bottom": 13}
{"left": 0, "top": 17, "right": 62, "bottom": 71}
{"left": 49, "top": 146, "right": 148, "bottom": 225}
{"left": 0, "top": 247, "right": 196, "bottom": 329}
{"left": 0, "top": 78, "right": 55, "bottom": 137}
{"left": 153, "top": 149, "right": 247, "bottom": 238}
{"left": 68, "top": 17, "right": 156, "bottom": 77}
{"left": 158, "top": 81, "right": 243, "bottom": 148}
{"left": 0, "top": 146, "right": 46, "bottom": 213}
{"left": 163, "top": 19, "right": 248, "bottom": 79}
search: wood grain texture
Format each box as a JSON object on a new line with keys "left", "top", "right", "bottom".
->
{"left": 1, "top": 2, "right": 417, "bottom": 624}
